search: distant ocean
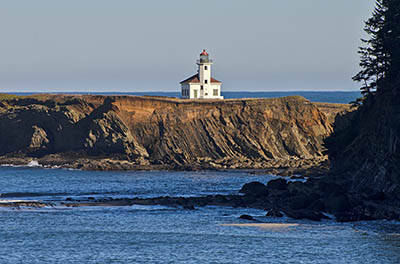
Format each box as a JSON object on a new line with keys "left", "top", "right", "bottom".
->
{"left": 9, "top": 91, "right": 360, "bottom": 104}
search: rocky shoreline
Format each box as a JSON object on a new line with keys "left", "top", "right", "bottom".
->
{"left": 0, "top": 154, "right": 330, "bottom": 175}
{"left": 2, "top": 175, "right": 399, "bottom": 222}
{"left": 2, "top": 94, "right": 398, "bottom": 222}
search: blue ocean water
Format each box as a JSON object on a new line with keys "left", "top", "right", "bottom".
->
{"left": 0, "top": 167, "right": 399, "bottom": 263}
{"left": 8, "top": 91, "right": 361, "bottom": 104}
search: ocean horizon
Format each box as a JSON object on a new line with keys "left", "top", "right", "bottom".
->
{"left": 5, "top": 91, "right": 361, "bottom": 104}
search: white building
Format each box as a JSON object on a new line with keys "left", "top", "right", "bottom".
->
{"left": 180, "top": 50, "right": 223, "bottom": 99}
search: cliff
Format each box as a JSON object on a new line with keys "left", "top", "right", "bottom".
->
{"left": 0, "top": 94, "right": 346, "bottom": 170}
{"left": 329, "top": 88, "right": 400, "bottom": 200}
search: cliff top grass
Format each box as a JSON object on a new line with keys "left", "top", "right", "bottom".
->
{"left": 0, "top": 93, "right": 351, "bottom": 111}
{"left": 0, "top": 93, "right": 20, "bottom": 101}
{"left": 0, "top": 93, "right": 309, "bottom": 106}
{"left": 0, "top": 93, "right": 62, "bottom": 102}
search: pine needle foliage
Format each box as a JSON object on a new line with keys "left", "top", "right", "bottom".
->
{"left": 352, "top": 0, "right": 400, "bottom": 103}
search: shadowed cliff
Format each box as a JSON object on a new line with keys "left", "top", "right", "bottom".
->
{"left": 0, "top": 94, "right": 347, "bottom": 170}
{"left": 328, "top": 88, "right": 400, "bottom": 199}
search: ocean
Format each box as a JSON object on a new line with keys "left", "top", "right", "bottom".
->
{"left": 0, "top": 166, "right": 399, "bottom": 264}
{"left": 2, "top": 90, "right": 399, "bottom": 263}
{"left": 9, "top": 91, "right": 361, "bottom": 104}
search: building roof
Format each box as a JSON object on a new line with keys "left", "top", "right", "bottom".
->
{"left": 200, "top": 49, "right": 209, "bottom": 56}
{"left": 180, "top": 74, "right": 222, "bottom": 84}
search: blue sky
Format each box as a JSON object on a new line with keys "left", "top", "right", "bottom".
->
{"left": 0, "top": 0, "right": 375, "bottom": 92}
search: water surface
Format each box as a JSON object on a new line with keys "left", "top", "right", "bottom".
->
{"left": 0, "top": 167, "right": 399, "bottom": 263}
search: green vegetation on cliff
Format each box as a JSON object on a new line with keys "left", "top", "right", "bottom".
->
{"left": 0, "top": 93, "right": 19, "bottom": 101}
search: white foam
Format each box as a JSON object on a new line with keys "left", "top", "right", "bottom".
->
{"left": 27, "top": 160, "right": 41, "bottom": 167}
{"left": 0, "top": 199, "right": 38, "bottom": 203}
{"left": 0, "top": 164, "right": 24, "bottom": 168}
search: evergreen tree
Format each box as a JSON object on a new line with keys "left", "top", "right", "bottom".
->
{"left": 384, "top": 0, "right": 400, "bottom": 88}
{"left": 352, "top": 0, "right": 400, "bottom": 99}
{"left": 352, "top": 0, "right": 388, "bottom": 97}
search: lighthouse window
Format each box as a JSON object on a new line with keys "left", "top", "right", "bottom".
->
{"left": 213, "top": 89, "right": 218, "bottom": 96}
{"left": 205, "top": 80, "right": 208, "bottom": 84}
{"left": 205, "top": 66, "right": 208, "bottom": 70}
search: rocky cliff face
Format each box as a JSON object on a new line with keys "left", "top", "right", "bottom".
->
{"left": 329, "top": 88, "right": 400, "bottom": 199}
{"left": 0, "top": 95, "right": 343, "bottom": 170}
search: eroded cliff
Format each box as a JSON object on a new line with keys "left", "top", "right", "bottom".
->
{"left": 0, "top": 94, "right": 346, "bottom": 170}
{"left": 329, "top": 89, "right": 400, "bottom": 199}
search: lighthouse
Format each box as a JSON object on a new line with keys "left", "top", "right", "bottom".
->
{"left": 180, "top": 50, "right": 223, "bottom": 99}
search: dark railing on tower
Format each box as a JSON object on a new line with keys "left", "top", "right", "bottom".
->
{"left": 197, "top": 59, "right": 213, "bottom": 63}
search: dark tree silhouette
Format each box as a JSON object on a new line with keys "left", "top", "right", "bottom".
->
{"left": 352, "top": 0, "right": 388, "bottom": 97}
{"left": 384, "top": 0, "right": 400, "bottom": 89}
{"left": 352, "top": 0, "right": 400, "bottom": 102}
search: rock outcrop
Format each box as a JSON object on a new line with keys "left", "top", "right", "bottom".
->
{"left": 325, "top": 86, "right": 400, "bottom": 220}
{"left": 329, "top": 90, "right": 400, "bottom": 198}
{"left": 0, "top": 94, "right": 346, "bottom": 170}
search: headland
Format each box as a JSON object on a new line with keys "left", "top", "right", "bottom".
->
{"left": 0, "top": 94, "right": 350, "bottom": 172}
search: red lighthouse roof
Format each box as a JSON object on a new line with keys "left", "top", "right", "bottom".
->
{"left": 200, "top": 49, "right": 208, "bottom": 56}
{"left": 180, "top": 74, "right": 221, "bottom": 84}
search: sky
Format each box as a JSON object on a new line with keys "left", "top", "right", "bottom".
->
{"left": 0, "top": 0, "right": 376, "bottom": 92}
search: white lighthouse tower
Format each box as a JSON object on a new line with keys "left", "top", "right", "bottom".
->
{"left": 180, "top": 50, "right": 223, "bottom": 99}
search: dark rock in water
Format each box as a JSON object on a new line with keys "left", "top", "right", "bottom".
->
{"left": 324, "top": 194, "right": 351, "bottom": 213}
{"left": 334, "top": 205, "right": 377, "bottom": 222}
{"left": 182, "top": 204, "right": 195, "bottom": 210}
{"left": 213, "top": 194, "right": 228, "bottom": 204}
{"left": 190, "top": 197, "right": 208, "bottom": 207}
{"left": 277, "top": 168, "right": 295, "bottom": 177}
{"left": 334, "top": 202, "right": 400, "bottom": 222}
{"left": 287, "top": 181, "right": 311, "bottom": 195}
{"left": 290, "top": 195, "right": 313, "bottom": 210}
{"left": 290, "top": 175, "right": 305, "bottom": 180}
{"left": 239, "top": 214, "right": 253, "bottom": 220}
{"left": 318, "top": 180, "right": 346, "bottom": 196}
{"left": 267, "top": 178, "right": 288, "bottom": 190}
{"left": 65, "top": 197, "right": 73, "bottom": 201}
{"left": 239, "top": 182, "right": 269, "bottom": 197}
{"left": 266, "top": 207, "right": 283, "bottom": 217}
{"left": 228, "top": 196, "right": 245, "bottom": 207}
{"left": 283, "top": 209, "right": 329, "bottom": 221}
{"left": 250, "top": 169, "right": 280, "bottom": 175}
{"left": 0, "top": 201, "right": 54, "bottom": 208}
{"left": 240, "top": 195, "right": 259, "bottom": 206}
{"left": 308, "top": 199, "right": 325, "bottom": 211}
